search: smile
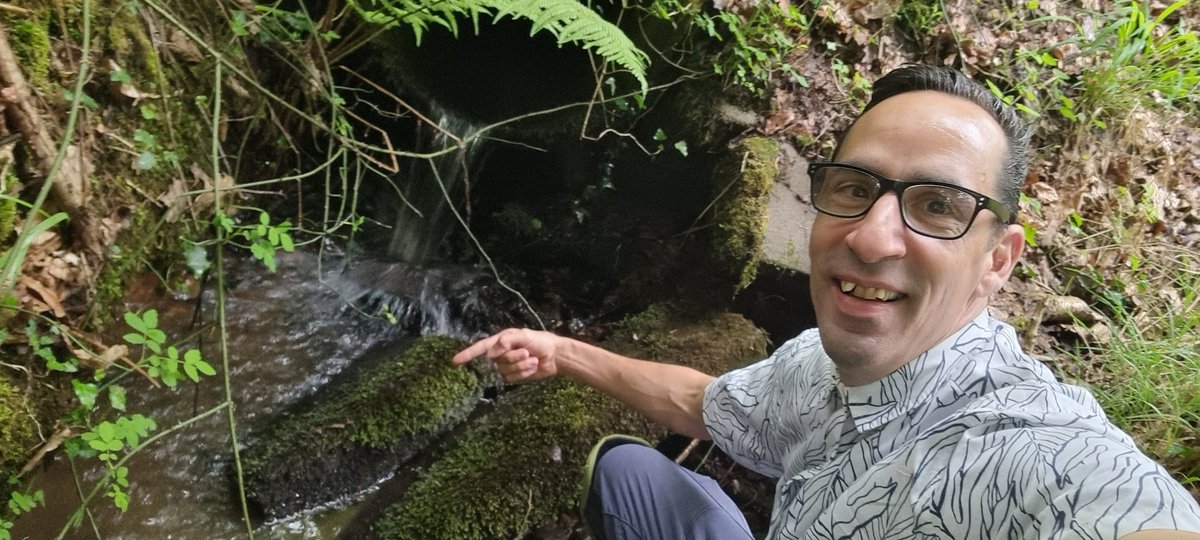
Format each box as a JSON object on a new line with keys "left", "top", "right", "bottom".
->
{"left": 839, "top": 280, "right": 902, "bottom": 301}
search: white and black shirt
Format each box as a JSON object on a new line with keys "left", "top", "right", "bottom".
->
{"left": 704, "top": 311, "right": 1200, "bottom": 539}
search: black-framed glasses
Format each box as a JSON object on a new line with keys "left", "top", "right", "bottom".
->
{"left": 808, "top": 162, "right": 1016, "bottom": 240}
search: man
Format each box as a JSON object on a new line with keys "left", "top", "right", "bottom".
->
{"left": 452, "top": 66, "right": 1200, "bottom": 539}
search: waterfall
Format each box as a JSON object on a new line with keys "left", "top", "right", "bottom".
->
{"left": 387, "top": 108, "right": 483, "bottom": 264}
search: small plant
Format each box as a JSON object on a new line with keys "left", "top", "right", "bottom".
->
{"left": 654, "top": 0, "right": 810, "bottom": 94}
{"left": 1, "top": 485, "right": 44, "bottom": 540}
{"left": 1075, "top": 0, "right": 1200, "bottom": 122}
{"left": 214, "top": 210, "right": 296, "bottom": 272}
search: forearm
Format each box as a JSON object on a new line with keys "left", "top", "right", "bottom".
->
{"left": 555, "top": 338, "right": 714, "bottom": 439}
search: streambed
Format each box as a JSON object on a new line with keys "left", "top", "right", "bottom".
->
{"left": 14, "top": 250, "right": 491, "bottom": 539}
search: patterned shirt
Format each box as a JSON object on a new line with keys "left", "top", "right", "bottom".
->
{"left": 703, "top": 311, "right": 1200, "bottom": 539}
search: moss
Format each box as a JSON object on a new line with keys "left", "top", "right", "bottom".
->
{"left": 0, "top": 172, "right": 16, "bottom": 248}
{"left": 711, "top": 136, "right": 779, "bottom": 294}
{"left": 0, "top": 376, "right": 35, "bottom": 477}
{"left": 370, "top": 308, "right": 767, "bottom": 539}
{"left": 10, "top": 15, "right": 52, "bottom": 90}
{"left": 243, "top": 336, "right": 475, "bottom": 476}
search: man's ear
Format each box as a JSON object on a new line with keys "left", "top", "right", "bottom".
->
{"left": 975, "top": 223, "right": 1026, "bottom": 298}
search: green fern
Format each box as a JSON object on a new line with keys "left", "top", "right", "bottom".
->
{"left": 349, "top": 0, "right": 649, "bottom": 91}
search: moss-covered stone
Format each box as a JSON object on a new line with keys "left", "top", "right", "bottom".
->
{"left": 368, "top": 308, "right": 767, "bottom": 539}
{"left": 0, "top": 376, "right": 35, "bottom": 477}
{"left": 710, "top": 136, "right": 779, "bottom": 295}
{"left": 241, "top": 335, "right": 484, "bottom": 521}
{"left": 9, "top": 16, "right": 52, "bottom": 90}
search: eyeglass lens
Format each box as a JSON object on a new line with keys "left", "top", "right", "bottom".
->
{"left": 812, "top": 165, "right": 979, "bottom": 238}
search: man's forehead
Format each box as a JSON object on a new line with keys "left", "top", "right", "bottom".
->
{"left": 835, "top": 91, "right": 1007, "bottom": 191}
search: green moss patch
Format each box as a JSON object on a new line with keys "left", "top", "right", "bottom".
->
{"left": 369, "top": 308, "right": 766, "bottom": 539}
{"left": 241, "top": 335, "right": 482, "bottom": 521}
{"left": 0, "top": 376, "right": 35, "bottom": 478}
{"left": 710, "top": 136, "right": 779, "bottom": 295}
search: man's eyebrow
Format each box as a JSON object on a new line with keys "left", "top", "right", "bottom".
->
{"left": 838, "top": 159, "right": 965, "bottom": 186}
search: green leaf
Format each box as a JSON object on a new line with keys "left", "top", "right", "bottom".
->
{"left": 143, "top": 309, "right": 158, "bottom": 330}
{"left": 73, "top": 380, "right": 99, "bottom": 409}
{"left": 652, "top": 128, "right": 667, "bottom": 142}
{"left": 124, "top": 311, "right": 147, "bottom": 333}
{"left": 184, "top": 244, "right": 211, "bottom": 276}
{"left": 109, "top": 385, "right": 127, "bottom": 411}
{"left": 135, "top": 152, "right": 156, "bottom": 171}
{"left": 109, "top": 70, "right": 132, "bottom": 83}
{"left": 139, "top": 105, "right": 157, "bottom": 120}
{"left": 123, "top": 332, "right": 145, "bottom": 345}
{"left": 673, "top": 140, "right": 689, "bottom": 157}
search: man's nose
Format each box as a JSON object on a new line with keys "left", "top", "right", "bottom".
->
{"left": 845, "top": 193, "right": 908, "bottom": 263}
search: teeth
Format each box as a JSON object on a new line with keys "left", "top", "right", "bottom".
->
{"left": 838, "top": 280, "right": 900, "bottom": 301}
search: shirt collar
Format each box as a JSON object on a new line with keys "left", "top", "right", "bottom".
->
{"left": 834, "top": 310, "right": 992, "bottom": 433}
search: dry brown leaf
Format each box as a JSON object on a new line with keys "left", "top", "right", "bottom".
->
{"left": 73, "top": 344, "right": 129, "bottom": 371}
{"left": 18, "top": 275, "right": 65, "bottom": 318}
{"left": 157, "top": 177, "right": 189, "bottom": 223}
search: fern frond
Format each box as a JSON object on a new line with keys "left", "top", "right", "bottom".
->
{"left": 486, "top": 0, "right": 649, "bottom": 91}
{"left": 347, "top": 0, "right": 649, "bottom": 91}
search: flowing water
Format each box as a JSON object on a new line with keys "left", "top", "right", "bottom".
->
{"left": 14, "top": 250, "right": 495, "bottom": 539}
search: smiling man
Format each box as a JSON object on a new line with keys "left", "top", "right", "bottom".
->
{"left": 453, "top": 65, "right": 1200, "bottom": 539}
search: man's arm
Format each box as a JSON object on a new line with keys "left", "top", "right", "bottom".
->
{"left": 452, "top": 328, "right": 714, "bottom": 439}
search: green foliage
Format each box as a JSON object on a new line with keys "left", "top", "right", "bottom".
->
{"left": 123, "top": 309, "right": 214, "bottom": 387}
{"left": 1076, "top": 0, "right": 1200, "bottom": 120}
{"left": 213, "top": 211, "right": 295, "bottom": 272}
{"left": 654, "top": 0, "right": 809, "bottom": 94}
{"left": 994, "top": 0, "right": 1198, "bottom": 134}
{"left": 896, "top": 0, "right": 944, "bottom": 47}
{"left": 0, "top": 483, "right": 44, "bottom": 540}
{"left": 1067, "top": 261, "right": 1200, "bottom": 490}
{"left": 76, "top": 416, "right": 156, "bottom": 511}
{"left": 350, "top": 0, "right": 650, "bottom": 90}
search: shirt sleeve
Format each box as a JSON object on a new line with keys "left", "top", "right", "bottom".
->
{"left": 703, "top": 332, "right": 824, "bottom": 478}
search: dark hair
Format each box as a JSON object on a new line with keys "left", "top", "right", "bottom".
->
{"left": 846, "top": 65, "right": 1031, "bottom": 218}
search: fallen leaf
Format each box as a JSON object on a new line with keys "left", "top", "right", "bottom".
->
{"left": 18, "top": 275, "right": 65, "bottom": 317}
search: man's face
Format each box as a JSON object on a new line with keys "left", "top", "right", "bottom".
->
{"left": 809, "top": 90, "right": 1024, "bottom": 386}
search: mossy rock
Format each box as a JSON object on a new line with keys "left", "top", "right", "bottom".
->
{"left": 0, "top": 376, "right": 35, "bottom": 478}
{"left": 241, "top": 335, "right": 486, "bottom": 521}
{"left": 368, "top": 308, "right": 767, "bottom": 539}
{"left": 710, "top": 136, "right": 779, "bottom": 295}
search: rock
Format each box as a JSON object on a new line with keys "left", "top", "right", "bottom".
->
{"left": 240, "top": 336, "right": 486, "bottom": 522}
{"left": 760, "top": 141, "right": 815, "bottom": 274}
{"left": 364, "top": 307, "right": 768, "bottom": 540}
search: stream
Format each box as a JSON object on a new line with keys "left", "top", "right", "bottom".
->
{"left": 14, "top": 250, "right": 494, "bottom": 539}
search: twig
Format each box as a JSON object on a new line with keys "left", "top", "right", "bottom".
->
{"left": 0, "top": 3, "right": 33, "bottom": 15}
{"left": 18, "top": 427, "right": 71, "bottom": 477}
{"left": 674, "top": 438, "right": 702, "bottom": 464}
{"left": 429, "top": 161, "right": 546, "bottom": 330}
{"left": 208, "top": 61, "right": 255, "bottom": 540}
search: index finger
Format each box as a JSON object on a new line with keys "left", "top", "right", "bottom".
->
{"left": 451, "top": 334, "right": 500, "bottom": 366}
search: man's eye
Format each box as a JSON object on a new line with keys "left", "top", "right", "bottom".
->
{"left": 922, "top": 198, "right": 953, "bottom": 215}
{"left": 833, "top": 181, "right": 871, "bottom": 199}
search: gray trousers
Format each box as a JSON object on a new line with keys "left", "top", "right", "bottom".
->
{"left": 584, "top": 443, "right": 755, "bottom": 540}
